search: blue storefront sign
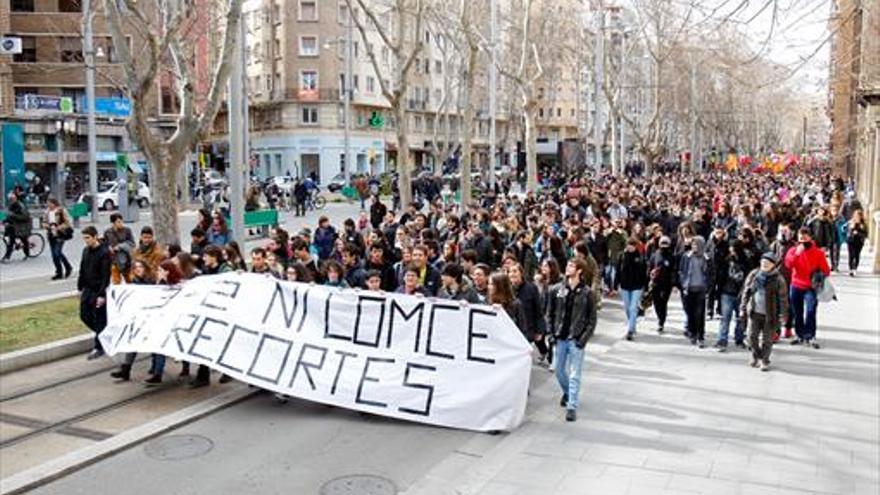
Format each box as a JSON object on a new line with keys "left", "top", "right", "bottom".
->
{"left": 92, "top": 97, "right": 131, "bottom": 117}
{"left": 2, "top": 123, "right": 26, "bottom": 198}
{"left": 23, "top": 95, "right": 73, "bottom": 113}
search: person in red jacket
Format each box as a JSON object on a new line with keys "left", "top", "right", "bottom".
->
{"left": 784, "top": 228, "right": 830, "bottom": 348}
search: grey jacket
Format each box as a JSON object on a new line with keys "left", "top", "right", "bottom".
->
{"left": 547, "top": 281, "right": 598, "bottom": 348}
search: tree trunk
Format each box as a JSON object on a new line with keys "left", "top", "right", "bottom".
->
{"left": 460, "top": 45, "right": 477, "bottom": 212}
{"left": 396, "top": 100, "right": 413, "bottom": 208}
{"left": 523, "top": 102, "right": 538, "bottom": 192}
{"left": 151, "top": 159, "right": 181, "bottom": 246}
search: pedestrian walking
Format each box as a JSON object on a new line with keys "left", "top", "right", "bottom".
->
{"left": 547, "top": 258, "right": 598, "bottom": 422}
{"left": 43, "top": 197, "right": 73, "bottom": 279}
{"left": 678, "top": 236, "right": 714, "bottom": 347}
{"left": 846, "top": 209, "right": 868, "bottom": 277}
{"left": 784, "top": 228, "right": 830, "bottom": 348}
{"left": 647, "top": 236, "right": 676, "bottom": 333}
{"left": 77, "top": 226, "right": 112, "bottom": 360}
{"left": 739, "top": 253, "right": 788, "bottom": 371}
{"left": 617, "top": 238, "right": 647, "bottom": 340}
{"left": 2, "top": 191, "right": 32, "bottom": 261}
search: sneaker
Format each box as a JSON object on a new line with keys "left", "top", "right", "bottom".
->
{"left": 218, "top": 374, "right": 233, "bottom": 384}
{"left": 698, "top": 340, "right": 706, "bottom": 349}
{"left": 565, "top": 409, "right": 577, "bottom": 422}
{"left": 144, "top": 374, "right": 162, "bottom": 385}
{"left": 87, "top": 348, "right": 105, "bottom": 360}
{"left": 713, "top": 341, "right": 726, "bottom": 349}
{"left": 811, "top": 341, "right": 821, "bottom": 349}
{"left": 657, "top": 327, "right": 665, "bottom": 334}
{"left": 750, "top": 358, "right": 760, "bottom": 368}
{"left": 760, "top": 361, "right": 771, "bottom": 372}
{"left": 849, "top": 271, "right": 855, "bottom": 277}
{"left": 735, "top": 342, "right": 747, "bottom": 350}
{"left": 790, "top": 338, "right": 803, "bottom": 346}
{"left": 717, "top": 346, "right": 728, "bottom": 353}
{"left": 64, "top": 268, "right": 73, "bottom": 279}
{"left": 625, "top": 334, "right": 633, "bottom": 341}
{"left": 690, "top": 338, "right": 697, "bottom": 346}
{"left": 51, "top": 274, "right": 63, "bottom": 281}
{"left": 560, "top": 394, "right": 568, "bottom": 408}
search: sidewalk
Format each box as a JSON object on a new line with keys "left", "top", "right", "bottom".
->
{"left": 409, "top": 250, "right": 880, "bottom": 495}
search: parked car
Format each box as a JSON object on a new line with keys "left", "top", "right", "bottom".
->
{"left": 78, "top": 181, "right": 151, "bottom": 211}
{"left": 265, "top": 175, "right": 296, "bottom": 194}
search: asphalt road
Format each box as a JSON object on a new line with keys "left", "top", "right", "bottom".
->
{"left": 0, "top": 202, "right": 364, "bottom": 308}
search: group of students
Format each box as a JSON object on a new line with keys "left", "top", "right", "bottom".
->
{"left": 72, "top": 166, "right": 866, "bottom": 423}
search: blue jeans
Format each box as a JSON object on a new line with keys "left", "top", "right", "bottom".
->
{"left": 555, "top": 339, "right": 585, "bottom": 411}
{"left": 790, "top": 286, "right": 818, "bottom": 340}
{"left": 150, "top": 354, "right": 166, "bottom": 376}
{"left": 620, "top": 289, "right": 643, "bottom": 336}
{"left": 603, "top": 264, "right": 617, "bottom": 291}
{"left": 718, "top": 293, "right": 744, "bottom": 344}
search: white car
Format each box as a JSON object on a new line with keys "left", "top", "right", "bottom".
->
{"left": 204, "top": 170, "right": 227, "bottom": 188}
{"left": 78, "top": 181, "right": 151, "bottom": 211}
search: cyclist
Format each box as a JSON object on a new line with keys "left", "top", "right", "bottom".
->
{"left": 2, "top": 191, "right": 32, "bottom": 262}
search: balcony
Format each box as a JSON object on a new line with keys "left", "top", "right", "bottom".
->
{"left": 285, "top": 88, "right": 341, "bottom": 102}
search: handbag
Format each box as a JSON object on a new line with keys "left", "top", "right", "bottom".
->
{"left": 58, "top": 225, "right": 74, "bottom": 240}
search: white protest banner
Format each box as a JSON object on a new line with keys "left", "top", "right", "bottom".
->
{"left": 100, "top": 273, "right": 532, "bottom": 432}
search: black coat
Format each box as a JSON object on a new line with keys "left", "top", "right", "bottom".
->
{"left": 77, "top": 243, "right": 111, "bottom": 297}
{"left": 514, "top": 281, "right": 545, "bottom": 341}
{"left": 616, "top": 250, "right": 648, "bottom": 291}
{"left": 547, "top": 282, "right": 598, "bottom": 348}
{"left": 648, "top": 247, "right": 676, "bottom": 289}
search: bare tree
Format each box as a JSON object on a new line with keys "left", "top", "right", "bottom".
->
{"left": 102, "top": 0, "right": 244, "bottom": 244}
{"left": 347, "top": 0, "right": 425, "bottom": 208}
{"left": 496, "top": 0, "right": 543, "bottom": 192}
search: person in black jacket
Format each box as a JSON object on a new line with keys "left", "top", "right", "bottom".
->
{"left": 508, "top": 262, "right": 545, "bottom": 347}
{"left": 716, "top": 242, "right": 747, "bottom": 351}
{"left": 706, "top": 227, "right": 729, "bottom": 320}
{"left": 617, "top": 238, "right": 648, "bottom": 340}
{"left": 77, "top": 226, "right": 112, "bottom": 360}
{"left": 648, "top": 236, "right": 676, "bottom": 333}
{"left": 2, "top": 191, "right": 32, "bottom": 261}
{"left": 547, "top": 258, "right": 598, "bottom": 422}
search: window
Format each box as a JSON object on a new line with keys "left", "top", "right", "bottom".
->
{"left": 300, "top": 70, "right": 318, "bottom": 90}
{"left": 338, "top": 1, "right": 350, "bottom": 22}
{"left": 160, "top": 85, "right": 179, "bottom": 114}
{"left": 253, "top": 75, "right": 262, "bottom": 94}
{"left": 14, "top": 37, "right": 36, "bottom": 63}
{"left": 253, "top": 42, "right": 262, "bottom": 63}
{"left": 366, "top": 76, "right": 375, "bottom": 94}
{"left": 60, "top": 37, "right": 84, "bottom": 62}
{"left": 571, "top": 108, "right": 575, "bottom": 117}
{"left": 434, "top": 89, "right": 441, "bottom": 102}
{"left": 424, "top": 58, "right": 430, "bottom": 73}
{"left": 273, "top": 3, "right": 281, "bottom": 23}
{"left": 274, "top": 72, "right": 282, "bottom": 93}
{"left": 381, "top": 47, "right": 389, "bottom": 64}
{"left": 299, "top": 36, "right": 318, "bottom": 57}
{"left": 435, "top": 60, "right": 442, "bottom": 74}
{"left": 58, "top": 0, "right": 81, "bottom": 12}
{"left": 302, "top": 106, "right": 318, "bottom": 124}
{"left": 425, "top": 31, "right": 430, "bottom": 43}
{"left": 11, "top": 0, "right": 34, "bottom": 11}
{"left": 353, "top": 74, "right": 359, "bottom": 92}
{"left": 353, "top": 41, "right": 359, "bottom": 58}
{"left": 274, "top": 39, "right": 281, "bottom": 58}
{"left": 538, "top": 108, "right": 544, "bottom": 118}
{"left": 557, "top": 108, "right": 561, "bottom": 117}
{"left": 299, "top": 0, "right": 317, "bottom": 21}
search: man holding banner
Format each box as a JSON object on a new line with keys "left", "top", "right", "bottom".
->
{"left": 548, "top": 258, "right": 598, "bottom": 422}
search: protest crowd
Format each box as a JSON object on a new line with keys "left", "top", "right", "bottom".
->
{"left": 72, "top": 164, "right": 868, "bottom": 423}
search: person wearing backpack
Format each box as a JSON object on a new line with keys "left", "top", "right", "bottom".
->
{"left": 784, "top": 228, "right": 830, "bottom": 348}
{"left": 739, "top": 252, "right": 789, "bottom": 371}
{"left": 43, "top": 197, "right": 74, "bottom": 279}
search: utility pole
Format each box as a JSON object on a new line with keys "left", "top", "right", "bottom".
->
{"left": 83, "top": 0, "right": 98, "bottom": 222}
{"left": 593, "top": 3, "right": 605, "bottom": 171}
{"left": 228, "top": 10, "right": 246, "bottom": 243}
{"left": 55, "top": 121, "right": 65, "bottom": 205}
{"left": 242, "top": 18, "right": 250, "bottom": 181}
{"left": 343, "top": 10, "right": 353, "bottom": 188}
{"left": 488, "top": 0, "right": 497, "bottom": 189}
{"left": 802, "top": 115, "right": 807, "bottom": 153}
{"left": 618, "top": 31, "right": 627, "bottom": 176}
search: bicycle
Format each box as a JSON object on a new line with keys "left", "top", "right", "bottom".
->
{"left": 0, "top": 228, "right": 46, "bottom": 260}
{"left": 309, "top": 189, "right": 327, "bottom": 210}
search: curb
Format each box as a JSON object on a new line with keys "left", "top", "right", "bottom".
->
{"left": 0, "top": 334, "right": 93, "bottom": 375}
{"left": 0, "top": 386, "right": 259, "bottom": 495}
{"left": 0, "top": 290, "right": 79, "bottom": 310}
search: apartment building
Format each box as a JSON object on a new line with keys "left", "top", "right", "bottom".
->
{"left": 0, "top": 0, "right": 142, "bottom": 202}
{"left": 215, "top": 0, "right": 601, "bottom": 184}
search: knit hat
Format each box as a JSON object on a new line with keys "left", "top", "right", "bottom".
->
{"left": 761, "top": 252, "right": 777, "bottom": 265}
{"left": 659, "top": 236, "right": 672, "bottom": 247}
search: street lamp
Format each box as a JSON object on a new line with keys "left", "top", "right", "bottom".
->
{"left": 83, "top": 0, "right": 99, "bottom": 222}
{"left": 324, "top": 11, "right": 353, "bottom": 189}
